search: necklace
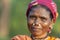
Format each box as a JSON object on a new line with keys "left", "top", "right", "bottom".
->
{"left": 31, "top": 35, "right": 48, "bottom": 40}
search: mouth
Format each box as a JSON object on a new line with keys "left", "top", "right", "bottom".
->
{"left": 31, "top": 26, "right": 42, "bottom": 32}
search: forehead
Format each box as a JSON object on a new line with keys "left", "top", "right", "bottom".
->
{"left": 29, "top": 6, "right": 51, "bottom": 18}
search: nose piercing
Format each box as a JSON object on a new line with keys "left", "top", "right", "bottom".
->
{"left": 33, "top": 23, "right": 35, "bottom": 26}
{"left": 33, "top": 23, "right": 40, "bottom": 26}
{"left": 39, "top": 24, "right": 40, "bottom": 26}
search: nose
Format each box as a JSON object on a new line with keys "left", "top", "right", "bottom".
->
{"left": 33, "top": 19, "right": 42, "bottom": 29}
{"left": 34, "top": 18, "right": 41, "bottom": 26}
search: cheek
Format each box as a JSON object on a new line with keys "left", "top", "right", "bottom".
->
{"left": 42, "top": 21, "right": 50, "bottom": 27}
{"left": 42, "top": 22, "right": 50, "bottom": 32}
{"left": 27, "top": 19, "right": 34, "bottom": 33}
{"left": 27, "top": 19, "right": 34, "bottom": 29}
{"left": 27, "top": 19, "right": 34, "bottom": 26}
{"left": 44, "top": 22, "right": 49, "bottom": 26}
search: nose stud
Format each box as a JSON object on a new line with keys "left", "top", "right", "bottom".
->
{"left": 39, "top": 24, "right": 40, "bottom": 26}
{"left": 33, "top": 23, "right": 42, "bottom": 29}
{"left": 33, "top": 23, "right": 35, "bottom": 26}
{"left": 33, "top": 23, "right": 40, "bottom": 26}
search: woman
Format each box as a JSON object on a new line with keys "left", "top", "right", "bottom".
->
{"left": 11, "top": 0, "right": 60, "bottom": 40}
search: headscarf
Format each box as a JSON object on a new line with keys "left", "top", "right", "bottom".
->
{"left": 26, "top": 0, "right": 58, "bottom": 23}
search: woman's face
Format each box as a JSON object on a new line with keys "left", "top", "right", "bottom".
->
{"left": 27, "top": 6, "right": 52, "bottom": 36}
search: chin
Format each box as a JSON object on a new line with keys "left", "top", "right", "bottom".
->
{"left": 31, "top": 31, "right": 43, "bottom": 36}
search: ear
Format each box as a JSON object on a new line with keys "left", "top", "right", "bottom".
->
{"left": 51, "top": 19, "right": 54, "bottom": 25}
{"left": 49, "top": 19, "right": 54, "bottom": 29}
{"left": 48, "top": 21, "right": 53, "bottom": 33}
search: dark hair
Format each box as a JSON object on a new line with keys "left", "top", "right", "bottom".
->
{"left": 27, "top": 4, "right": 53, "bottom": 20}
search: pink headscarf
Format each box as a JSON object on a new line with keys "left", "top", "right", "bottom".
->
{"left": 26, "top": 0, "right": 58, "bottom": 23}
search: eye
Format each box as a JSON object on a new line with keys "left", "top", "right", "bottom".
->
{"left": 40, "top": 17, "right": 47, "bottom": 22}
{"left": 29, "top": 15, "right": 36, "bottom": 20}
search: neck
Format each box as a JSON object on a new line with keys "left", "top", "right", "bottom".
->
{"left": 31, "top": 32, "right": 48, "bottom": 40}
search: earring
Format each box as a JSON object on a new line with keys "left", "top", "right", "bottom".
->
{"left": 48, "top": 27, "right": 51, "bottom": 33}
{"left": 49, "top": 25, "right": 53, "bottom": 30}
{"left": 48, "top": 26, "right": 53, "bottom": 33}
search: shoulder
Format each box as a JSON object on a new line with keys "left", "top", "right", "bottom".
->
{"left": 49, "top": 36, "right": 60, "bottom": 40}
{"left": 11, "top": 35, "right": 32, "bottom": 40}
{"left": 45, "top": 36, "right": 60, "bottom": 40}
{"left": 55, "top": 38, "right": 60, "bottom": 40}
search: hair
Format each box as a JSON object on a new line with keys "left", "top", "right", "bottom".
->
{"left": 27, "top": 4, "right": 53, "bottom": 20}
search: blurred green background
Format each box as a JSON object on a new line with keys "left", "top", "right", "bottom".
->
{"left": 0, "top": 0, "right": 60, "bottom": 40}
{"left": 9, "top": 0, "right": 60, "bottom": 38}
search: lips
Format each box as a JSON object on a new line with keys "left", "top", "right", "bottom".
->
{"left": 31, "top": 26, "right": 42, "bottom": 32}
{"left": 32, "top": 26, "right": 42, "bottom": 29}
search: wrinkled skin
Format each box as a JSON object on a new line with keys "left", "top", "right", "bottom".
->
{"left": 27, "top": 6, "right": 53, "bottom": 38}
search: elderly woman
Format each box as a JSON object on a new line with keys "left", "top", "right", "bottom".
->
{"left": 12, "top": 0, "right": 60, "bottom": 40}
